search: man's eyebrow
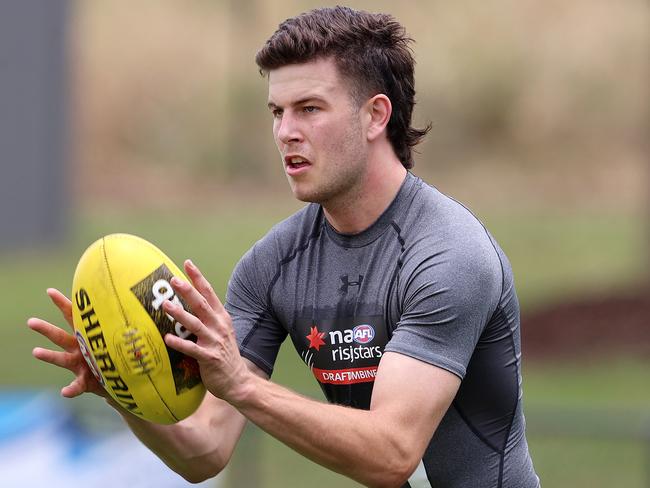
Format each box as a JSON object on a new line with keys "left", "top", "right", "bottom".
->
{"left": 267, "top": 96, "right": 327, "bottom": 110}
{"left": 293, "top": 96, "right": 326, "bottom": 106}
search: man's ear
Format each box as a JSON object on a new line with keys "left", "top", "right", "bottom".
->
{"left": 365, "top": 94, "right": 392, "bottom": 142}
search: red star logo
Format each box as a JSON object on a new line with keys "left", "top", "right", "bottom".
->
{"left": 306, "top": 326, "right": 326, "bottom": 351}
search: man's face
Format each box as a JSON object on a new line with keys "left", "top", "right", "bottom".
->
{"left": 267, "top": 57, "right": 369, "bottom": 206}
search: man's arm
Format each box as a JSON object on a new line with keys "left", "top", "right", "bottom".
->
{"left": 117, "top": 360, "right": 266, "bottom": 483}
{"left": 28, "top": 287, "right": 259, "bottom": 483}
{"left": 165, "top": 261, "right": 461, "bottom": 488}
{"left": 234, "top": 352, "right": 458, "bottom": 488}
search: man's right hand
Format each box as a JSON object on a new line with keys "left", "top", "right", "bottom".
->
{"left": 28, "top": 288, "right": 106, "bottom": 398}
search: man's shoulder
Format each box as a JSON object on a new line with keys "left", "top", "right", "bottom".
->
{"left": 230, "top": 203, "right": 322, "bottom": 288}
{"left": 404, "top": 179, "right": 494, "bottom": 247}
{"left": 264, "top": 203, "right": 322, "bottom": 249}
{"left": 242, "top": 203, "right": 322, "bottom": 264}
{"left": 400, "top": 178, "right": 505, "bottom": 280}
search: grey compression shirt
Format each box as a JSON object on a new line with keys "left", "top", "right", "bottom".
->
{"left": 226, "top": 172, "right": 539, "bottom": 488}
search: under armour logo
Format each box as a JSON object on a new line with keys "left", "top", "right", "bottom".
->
{"left": 339, "top": 274, "right": 363, "bottom": 294}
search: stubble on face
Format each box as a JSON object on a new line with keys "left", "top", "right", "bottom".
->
{"left": 295, "top": 107, "right": 368, "bottom": 208}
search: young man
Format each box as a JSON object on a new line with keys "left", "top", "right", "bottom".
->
{"left": 30, "top": 7, "right": 539, "bottom": 488}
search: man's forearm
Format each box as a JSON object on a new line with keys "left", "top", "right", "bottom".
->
{"left": 230, "top": 375, "right": 415, "bottom": 488}
{"left": 111, "top": 394, "right": 246, "bottom": 483}
{"left": 120, "top": 410, "right": 216, "bottom": 482}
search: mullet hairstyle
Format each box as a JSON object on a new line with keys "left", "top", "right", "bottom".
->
{"left": 255, "top": 6, "right": 431, "bottom": 169}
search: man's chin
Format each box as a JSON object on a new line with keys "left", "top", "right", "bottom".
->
{"left": 292, "top": 191, "right": 318, "bottom": 204}
{"left": 288, "top": 182, "right": 319, "bottom": 204}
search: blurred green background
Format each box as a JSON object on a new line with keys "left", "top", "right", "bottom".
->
{"left": 1, "top": 1, "right": 648, "bottom": 487}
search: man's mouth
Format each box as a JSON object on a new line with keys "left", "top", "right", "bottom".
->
{"left": 286, "top": 156, "right": 310, "bottom": 168}
{"left": 284, "top": 155, "right": 311, "bottom": 174}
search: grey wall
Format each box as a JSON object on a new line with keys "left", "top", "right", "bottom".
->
{"left": 0, "top": 0, "right": 69, "bottom": 250}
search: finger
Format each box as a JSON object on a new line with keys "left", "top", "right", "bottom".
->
{"left": 32, "top": 347, "right": 76, "bottom": 370}
{"left": 27, "top": 317, "right": 77, "bottom": 352}
{"left": 164, "top": 333, "right": 206, "bottom": 360}
{"left": 184, "top": 259, "right": 225, "bottom": 313}
{"left": 162, "top": 299, "right": 207, "bottom": 336}
{"left": 61, "top": 377, "right": 87, "bottom": 398}
{"left": 46, "top": 288, "right": 74, "bottom": 329}
{"left": 170, "top": 276, "right": 219, "bottom": 329}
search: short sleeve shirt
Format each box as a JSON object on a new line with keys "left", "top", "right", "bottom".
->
{"left": 226, "top": 172, "right": 539, "bottom": 488}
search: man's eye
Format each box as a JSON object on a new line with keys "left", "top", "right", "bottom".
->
{"left": 272, "top": 109, "right": 283, "bottom": 118}
{"left": 303, "top": 106, "right": 318, "bottom": 113}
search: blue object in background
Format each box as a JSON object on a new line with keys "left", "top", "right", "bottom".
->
{"left": 0, "top": 390, "right": 220, "bottom": 487}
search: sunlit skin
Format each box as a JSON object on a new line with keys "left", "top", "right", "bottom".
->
{"left": 268, "top": 57, "right": 407, "bottom": 234}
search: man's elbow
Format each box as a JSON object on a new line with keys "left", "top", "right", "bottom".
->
{"left": 180, "top": 465, "right": 224, "bottom": 484}
{"left": 379, "top": 462, "right": 419, "bottom": 488}
{"left": 175, "top": 456, "right": 228, "bottom": 484}
{"left": 184, "top": 473, "right": 217, "bottom": 485}
{"left": 364, "top": 453, "right": 421, "bottom": 488}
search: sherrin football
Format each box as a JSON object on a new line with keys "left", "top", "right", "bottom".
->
{"left": 71, "top": 233, "right": 206, "bottom": 424}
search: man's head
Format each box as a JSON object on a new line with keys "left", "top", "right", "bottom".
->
{"left": 256, "top": 6, "right": 430, "bottom": 169}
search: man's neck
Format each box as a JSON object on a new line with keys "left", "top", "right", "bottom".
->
{"left": 323, "top": 155, "right": 407, "bottom": 235}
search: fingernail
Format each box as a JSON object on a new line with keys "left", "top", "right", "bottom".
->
{"left": 186, "top": 259, "right": 195, "bottom": 269}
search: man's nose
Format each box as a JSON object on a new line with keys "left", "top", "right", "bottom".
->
{"left": 277, "top": 112, "right": 303, "bottom": 145}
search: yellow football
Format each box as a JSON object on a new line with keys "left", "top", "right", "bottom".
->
{"left": 71, "top": 233, "right": 206, "bottom": 424}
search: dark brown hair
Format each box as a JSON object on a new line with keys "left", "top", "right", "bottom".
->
{"left": 255, "top": 6, "right": 430, "bottom": 169}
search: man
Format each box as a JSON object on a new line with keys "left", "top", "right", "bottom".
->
{"left": 29, "top": 7, "right": 539, "bottom": 487}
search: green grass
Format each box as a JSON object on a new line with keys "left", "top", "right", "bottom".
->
{"left": 523, "top": 357, "right": 650, "bottom": 488}
{"left": 523, "top": 357, "right": 650, "bottom": 411}
{"left": 0, "top": 208, "right": 647, "bottom": 487}
{"left": 483, "top": 211, "right": 647, "bottom": 310}
{"left": 530, "top": 437, "right": 647, "bottom": 488}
